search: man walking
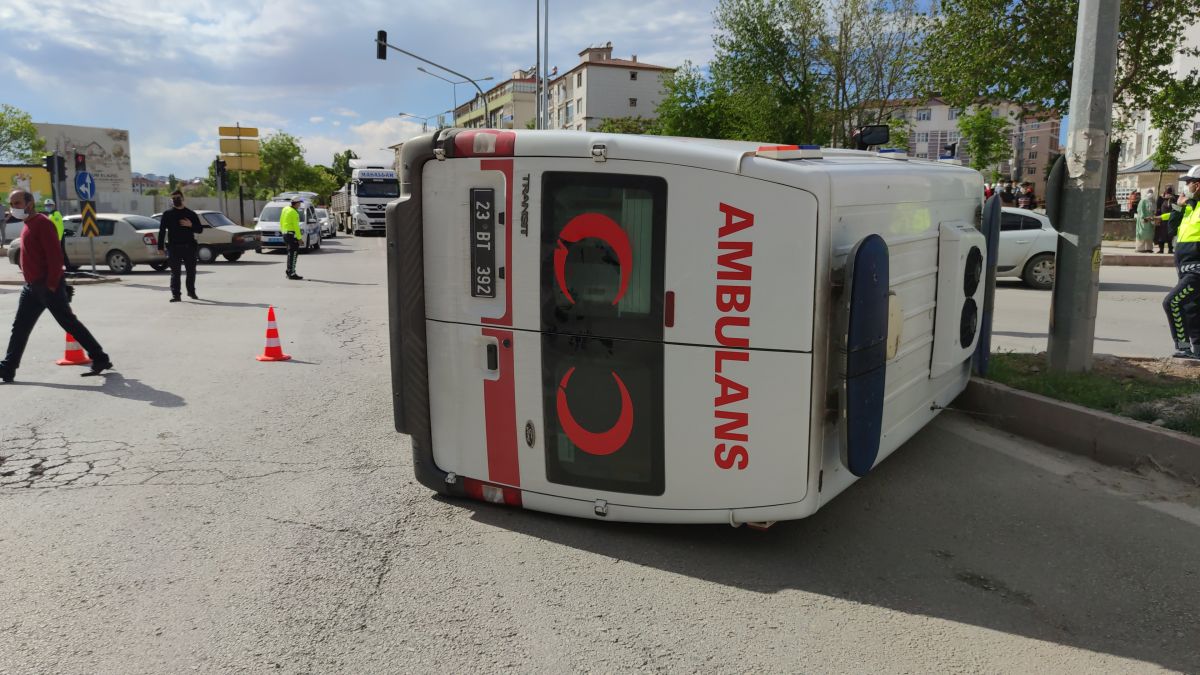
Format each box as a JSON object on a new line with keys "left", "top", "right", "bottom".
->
{"left": 0, "top": 189, "right": 112, "bottom": 382}
{"left": 157, "top": 189, "right": 203, "bottom": 301}
{"left": 1163, "top": 167, "right": 1200, "bottom": 359}
{"left": 281, "top": 196, "right": 304, "bottom": 280}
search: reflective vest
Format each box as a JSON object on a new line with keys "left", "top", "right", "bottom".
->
{"left": 280, "top": 206, "right": 302, "bottom": 237}
{"left": 50, "top": 211, "right": 64, "bottom": 240}
{"left": 1178, "top": 200, "right": 1200, "bottom": 243}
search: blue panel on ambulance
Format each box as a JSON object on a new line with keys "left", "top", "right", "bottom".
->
{"left": 845, "top": 235, "right": 889, "bottom": 477}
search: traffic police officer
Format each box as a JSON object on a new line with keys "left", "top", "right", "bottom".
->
{"left": 281, "top": 196, "right": 304, "bottom": 280}
{"left": 44, "top": 199, "right": 64, "bottom": 239}
{"left": 1163, "top": 165, "right": 1200, "bottom": 359}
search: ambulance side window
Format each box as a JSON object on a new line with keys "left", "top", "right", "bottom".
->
{"left": 540, "top": 172, "right": 667, "bottom": 340}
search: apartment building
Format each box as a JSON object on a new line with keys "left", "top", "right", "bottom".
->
{"left": 893, "top": 97, "right": 1062, "bottom": 198}
{"left": 548, "top": 42, "right": 673, "bottom": 131}
{"left": 1114, "top": 32, "right": 1200, "bottom": 190}
{"left": 454, "top": 69, "right": 539, "bottom": 130}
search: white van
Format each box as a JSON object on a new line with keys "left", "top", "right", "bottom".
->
{"left": 255, "top": 198, "right": 323, "bottom": 251}
{"left": 388, "top": 130, "right": 986, "bottom": 526}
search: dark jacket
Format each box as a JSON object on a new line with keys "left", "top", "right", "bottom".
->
{"left": 158, "top": 207, "right": 204, "bottom": 247}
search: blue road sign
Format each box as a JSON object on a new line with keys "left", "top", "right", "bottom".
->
{"left": 75, "top": 171, "right": 96, "bottom": 200}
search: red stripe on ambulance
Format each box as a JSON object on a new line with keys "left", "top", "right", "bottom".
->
{"left": 714, "top": 202, "right": 754, "bottom": 471}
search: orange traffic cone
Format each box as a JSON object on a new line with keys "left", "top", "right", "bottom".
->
{"left": 56, "top": 333, "right": 92, "bottom": 366}
{"left": 256, "top": 306, "right": 292, "bottom": 362}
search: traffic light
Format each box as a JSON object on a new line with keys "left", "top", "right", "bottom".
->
{"left": 376, "top": 30, "right": 387, "bottom": 60}
{"left": 55, "top": 155, "right": 67, "bottom": 181}
{"left": 215, "top": 158, "right": 228, "bottom": 189}
{"left": 43, "top": 154, "right": 55, "bottom": 175}
{"left": 74, "top": 152, "right": 86, "bottom": 172}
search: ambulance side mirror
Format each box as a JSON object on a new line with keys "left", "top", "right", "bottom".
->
{"left": 853, "top": 125, "right": 890, "bottom": 150}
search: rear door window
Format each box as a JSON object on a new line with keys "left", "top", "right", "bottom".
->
{"left": 540, "top": 172, "right": 667, "bottom": 341}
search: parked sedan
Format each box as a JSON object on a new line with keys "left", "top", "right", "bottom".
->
{"left": 151, "top": 210, "right": 261, "bottom": 263}
{"left": 998, "top": 207, "right": 1059, "bottom": 290}
{"left": 8, "top": 214, "right": 166, "bottom": 273}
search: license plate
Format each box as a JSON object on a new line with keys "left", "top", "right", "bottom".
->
{"left": 266, "top": 237, "right": 282, "bottom": 244}
{"left": 470, "top": 188, "right": 496, "bottom": 298}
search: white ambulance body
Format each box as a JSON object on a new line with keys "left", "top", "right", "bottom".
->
{"left": 388, "top": 130, "right": 985, "bottom": 525}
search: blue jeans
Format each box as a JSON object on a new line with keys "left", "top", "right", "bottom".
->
{"left": 0, "top": 284, "right": 107, "bottom": 374}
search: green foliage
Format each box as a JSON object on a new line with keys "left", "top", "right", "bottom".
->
{"left": 923, "top": 0, "right": 1200, "bottom": 130}
{"left": 330, "top": 149, "right": 358, "bottom": 187}
{"left": 654, "top": 0, "right": 923, "bottom": 145}
{"left": 1148, "top": 78, "right": 1200, "bottom": 171}
{"left": 0, "top": 104, "right": 46, "bottom": 163}
{"left": 167, "top": 174, "right": 179, "bottom": 191}
{"left": 524, "top": 118, "right": 537, "bottom": 130}
{"left": 957, "top": 106, "right": 1012, "bottom": 174}
{"left": 595, "top": 116, "right": 661, "bottom": 135}
{"left": 887, "top": 115, "right": 912, "bottom": 150}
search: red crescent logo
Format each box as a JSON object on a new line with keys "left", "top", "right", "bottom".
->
{"left": 552, "top": 213, "right": 632, "bottom": 306}
{"left": 556, "top": 367, "right": 634, "bottom": 456}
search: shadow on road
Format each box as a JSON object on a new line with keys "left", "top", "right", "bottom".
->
{"left": 1099, "top": 282, "right": 1175, "bottom": 293}
{"left": 444, "top": 418, "right": 1200, "bottom": 672}
{"left": 190, "top": 298, "right": 272, "bottom": 308}
{"left": 224, "top": 259, "right": 283, "bottom": 266}
{"left": 17, "top": 372, "right": 186, "bottom": 408}
{"left": 992, "top": 330, "right": 1130, "bottom": 343}
{"left": 303, "top": 279, "right": 379, "bottom": 287}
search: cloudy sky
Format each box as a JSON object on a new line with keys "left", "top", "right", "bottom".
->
{"left": 0, "top": 0, "right": 718, "bottom": 177}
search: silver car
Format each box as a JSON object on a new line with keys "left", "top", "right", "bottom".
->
{"left": 7, "top": 213, "right": 168, "bottom": 274}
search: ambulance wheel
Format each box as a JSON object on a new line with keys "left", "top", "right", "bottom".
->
{"left": 1022, "top": 253, "right": 1055, "bottom": 290}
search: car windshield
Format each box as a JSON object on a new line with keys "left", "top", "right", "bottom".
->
{"left": 204, "top": 212, "right": 238, "bottom": 227}
{"left": 358, "top": 180, "right": 399, "bottom": 198}
{"left": 315, "top": 209, "right": 328, "bottom": 218}
{"left": 125, "top": 215, "right": 160, "bottom": 230}
{"left": 259, "top": 206, "right": 284, "bottom": 223}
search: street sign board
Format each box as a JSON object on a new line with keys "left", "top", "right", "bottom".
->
{"left": 74, "top": 171, "right": 96, "bottom": 200}
{"left": 80, "top": 201, "right": 98, "bottom": 237}
{"left": 218, "top": 126, "right": 259, "bottom": 138}
{"left": 219, "top": 138, "right": 261, "bottom": 154}
{"left": 221, "top": 154, "right": 261, "bottom": 171}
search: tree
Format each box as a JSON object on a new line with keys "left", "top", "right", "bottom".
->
{"left": 887, "top": 115, "right": 912, "bottom": 151}
{"left": 168, "top": 174, "right": 179, "bottom": 191}
{"left": 595, "top": 116, "right": 661, "bottom": 135}
{"left": 330, "top": 149, "right": 358, "bottom": 187}
{"left": 0, "top": 104, "right": 46, "bottom": 163}
{"left": 957, "top": 106, "right": 1012, "bottom": 180}
{"left": 654, "top": 62, "right": 731, "bottom": 139}
{"left": 1147, "top": 80, "right": 1200, "bottom": 190}
{"left": 245, "top": 132, "right": 311, "bottom": 198}
{"left": 922, "top": 0, "right": 1200, "bottom": 198}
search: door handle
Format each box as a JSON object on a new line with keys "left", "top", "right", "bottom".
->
{"left": 486, "top": 343, "right": 499, "bottom": 371}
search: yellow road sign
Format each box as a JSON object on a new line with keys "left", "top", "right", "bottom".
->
{"left": 219, "top": 138, "right": 261, "bottom": 154}
{"left": 221, "top": 154, "right": 262, "bottom": 171}
{"left": 81, "top": 201, "right": 98, "bottom": 237}
{"left": 218, "top": 126, "right": 259, "bottom": 138}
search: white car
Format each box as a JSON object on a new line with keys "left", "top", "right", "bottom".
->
{"left": 998, "top": 207, "right": 1058, "bottom": 290}
{"left": 254, "top": 199, "right": 322, "bottom": 251}
{"left": 315, "top": 208, "right": 336, "bottom": 238}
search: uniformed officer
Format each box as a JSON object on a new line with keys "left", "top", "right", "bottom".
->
{"left": 280, "top": 196, "right": 304, "bottom": 280}
{"left": 1162, "top": 165, "right": 1200, "bottom": 359}
{"left": 44, "top": 199, "right": 64, "bottom": 239}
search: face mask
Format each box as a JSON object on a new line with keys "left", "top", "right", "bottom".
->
{"left": 9, "top": 207, "right": 27, "bottom": 220}
{"left": 172, "top": 197, "right": 183, "bottom": 207}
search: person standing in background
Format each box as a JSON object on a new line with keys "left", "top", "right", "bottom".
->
{"left": 1156, "top": 186, "right": 1177, "bottom": 254}
{"left": 1136, "top": 187, "right": 1156, "bottom": 252}
{"left": 157, "top": 189, "right": 203, "bottom": 302}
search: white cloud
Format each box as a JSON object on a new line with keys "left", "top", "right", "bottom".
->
{"left": 332, "top": 121, "right": 342, "bottom": 127}
{"left": 332, "top": 107, "right": 361, "bottom": 118}
{"left": 301, "top": 117, "right": 426, "bottom": 167}
{"left": 309, "top": 116, "right": 325, "bottom": 124}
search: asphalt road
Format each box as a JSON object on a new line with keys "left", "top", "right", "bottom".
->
{"left": 1, "top": 237, "right": 1198, "bottom": 673}
{"left": 992, "top": 266, "right": 1182, "bottom": 358}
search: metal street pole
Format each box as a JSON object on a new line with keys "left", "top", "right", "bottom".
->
{"left": 536, "top": 0, "right": 542, "bottom": 129}
{"left": 417, "top": 68, "right": 492, "bottom": 126}
{"left": 375, "top": 35, "right": 489, "bottom": 126}
{"left": 542, "top": 0, "right": 550, "bottom": 129}
{"left": 1047, "top": 0, "right": 1120, "bottom": 373}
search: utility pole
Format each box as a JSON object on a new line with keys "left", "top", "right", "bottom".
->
{"left": 536, "top": 0, "right": 542, "bottom": 129}
{"left": 1047, "top": 0, "right": 1120, "bottom": 372}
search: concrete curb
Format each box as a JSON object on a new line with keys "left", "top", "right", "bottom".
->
{"left": 1102, "top": 253, "right": 1175, "bottom": 267}
{"left": 957, "top": 378, "right": 1200, "bottom": 483}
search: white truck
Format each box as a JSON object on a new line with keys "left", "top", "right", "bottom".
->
{"left": 330, "top": 164, "right": 400, "bottom": 235}
{"left": 388, "top": 128, "right": 991, "bottom": 526}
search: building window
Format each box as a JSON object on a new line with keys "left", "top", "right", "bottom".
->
{"left": 576, "top": 73, "right": 582, "bottom": 87}
{"left": 1029, "top": 136, "right": 1039, "bottom": 146}
{"left": 1029, "top": 122, "right": 1041, "bottom": 130}
{"left": 630, "top": 71, "right": 638, "bottom": 81}
{"left": 916, "top": 152, "right": 928, "bottom": 158}
{"left": 629, "top": 97, "right": 638, "bottom": 107}
{"left": 916, "top": 132, "right": 929, "bottom": 143}
{"left": 566, "top": 101, "right": 574, "bottom": 123}
{"left": 1026, "top": 166, "right": 1036, "bottom": 175}
{"left": 948, "top": 131, "right": 960, "bottom": 142}
{"left": 892, "top": 110, "right": 907, "bottom": 120}
{"left": 916, "top": 108, "right": 932, "bottom": 121}
{"left": 948, "top": 108, "right": 962, "bottom": 120}
{"left": 1028, "top": 150, "right": 1038, "bottom": 160}
{"left": 1192, "top": 121, "right": 1200, "bottom": 144}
